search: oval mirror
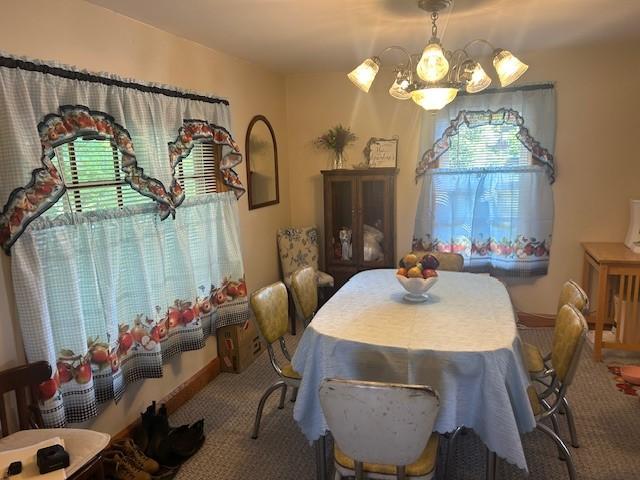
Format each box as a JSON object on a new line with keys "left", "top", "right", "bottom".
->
{"left": 246, "top": 115, "right": 279, "bottom": 210}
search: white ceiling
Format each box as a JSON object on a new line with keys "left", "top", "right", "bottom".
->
{"left": 86, "top": 0, "right": 640, "bottom": 73}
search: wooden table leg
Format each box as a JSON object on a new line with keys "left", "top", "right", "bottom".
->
{"left": 594, "top": 265, "right": 609, "bottom": 361}
{"left": 315, "top": 435, "right": 327, "bottom": 480}
{"left": 582, "top": 253, "right": 592, "bottom": 303}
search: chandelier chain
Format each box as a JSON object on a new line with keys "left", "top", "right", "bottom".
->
{"left": 431, "top": 12, "right": 439, "bottom": 38}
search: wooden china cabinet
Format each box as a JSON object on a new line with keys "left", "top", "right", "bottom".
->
{"left": 322, "top": 168, "right": 398, "bottom": 290}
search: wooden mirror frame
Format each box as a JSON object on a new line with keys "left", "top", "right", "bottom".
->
{"left": 246, "top": 115, "right": 279, "bottom": 210}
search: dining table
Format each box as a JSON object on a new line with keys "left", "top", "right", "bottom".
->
{"left": 291, "top": 269, "right": 535, "bottom": 479}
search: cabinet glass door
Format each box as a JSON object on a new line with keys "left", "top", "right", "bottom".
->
{"left": 360, "top": 177, "right": 388, "bottom": 267}
{"left": 327, "top": 178, "right": 356, "bottom": 265}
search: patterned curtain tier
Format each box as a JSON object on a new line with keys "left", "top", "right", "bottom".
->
{"left": 12, "top": 192, "right": 248, "bottom": 426}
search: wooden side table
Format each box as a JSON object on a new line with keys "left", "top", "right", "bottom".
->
{"left": 582, "top": 242, "right": 640, "bottom": 361}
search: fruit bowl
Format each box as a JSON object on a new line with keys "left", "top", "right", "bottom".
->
{"left": 396, "top": 274, "right": 438, "bottom": 303}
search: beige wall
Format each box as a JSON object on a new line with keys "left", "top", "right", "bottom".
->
{"left": 0, "top": 0, "right": 290, "bottom": 434}
{"left": 285, "top": 40, "right": 640, "bottom": 314}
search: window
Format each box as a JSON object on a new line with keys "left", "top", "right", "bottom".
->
{"left": 440, "top": 122, "right": 530, "bottom": 169}
{"left": 433, "top": 122, "right": 531, "bottom": 242}
{"left": 175, "top": 142, "right": 218, "bottom": 197}
{"left": 414, "top": 109, "right": 555, "bottom": 277}
{"left": 46, "top": 139, "right": 219, "bottom": 217}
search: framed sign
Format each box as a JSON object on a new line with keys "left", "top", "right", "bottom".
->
{"left": 363, "top": 136, "right": 398, "bottom": 168}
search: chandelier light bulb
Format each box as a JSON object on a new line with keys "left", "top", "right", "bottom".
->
{"left": 417, "top": 42, "right": 449, "bottom": 82}
{"left": 388, "top": 74, "right": 411, "bottom": 100}
{"left": 347, "top": 57, "right": 381, "bottom": 93}
{"left": 466, "top": 62, "right": 492, "bottom": 93}
{"left": 492, "top": 49, "right": 528, "bottom": 87}
{"left": 411, "top": 87, "right": 458, "bottom": 111}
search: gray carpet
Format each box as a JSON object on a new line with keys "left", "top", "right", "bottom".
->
{"left": 170, "top": 327, "right": 640, "bottom": 480}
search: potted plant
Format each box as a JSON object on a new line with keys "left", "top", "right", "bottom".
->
{"left": 314, "top": 124, "right": 357, "bottom": 169}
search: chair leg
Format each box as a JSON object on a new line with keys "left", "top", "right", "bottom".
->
{"left": 291, "top": 387, "right": 299, "bottom": 403}
{"left": 485, "top": 449, "right": 496, "bottom": 480}
{"left": 251, "top": 381, "right": 287, "bottom": 439}
{"left": 396, "top": 465, "right": 407, "bottom": 480}
{"left": 548, "top": 413, "right": 566, "bottom": 461}
{"left": 279, "top": 384, "right": 287, "bottom": 409}
{"left": 288, "top": 293, "right": 296, "bottom": 335}
{"left": 445, "top": 426, "right": 464, "bottom": 478}
{"left": 536, "top": 423, "right": 577, "bottom": 480}
{"left": 561, "top": 397, "right": 579, "bottom": 448}
{"left": 355, "top": 461, "right": 365, "bottom": 480}
{"left": 333, "top": 471, "right": 341, "bottom": 480}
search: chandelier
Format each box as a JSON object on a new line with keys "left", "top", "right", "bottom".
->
{"left": 347, "top": 0, "right": 529, "bottom": 111}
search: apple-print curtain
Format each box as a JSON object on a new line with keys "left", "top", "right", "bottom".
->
{"left": 0, "top": 53, "right": 248, "bottom": 426}
{"left": 413, "top": 85, "right": 556, "bottom": 277}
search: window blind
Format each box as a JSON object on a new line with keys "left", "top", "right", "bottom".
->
{"left": 439, "top": 123, "right": 530, "bottom": 169}
{"left": 433, "top": 123, "right": 531, "bottom": 236}
{"left": 46, "top": 140, "right": 218, "bottom": 217}
{"left": 175, "top": 142, "right": 218, "bottom": 197}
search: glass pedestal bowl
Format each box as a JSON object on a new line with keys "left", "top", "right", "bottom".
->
{"left": 396, "top": 275, "right": 438, "bottom": 303}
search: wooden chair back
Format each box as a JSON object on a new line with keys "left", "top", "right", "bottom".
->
{"left": 319, "top": 378, "right": 439, "bottom": 475}
{"left": 0, "top": 361, "right": 51, "bottom": 437}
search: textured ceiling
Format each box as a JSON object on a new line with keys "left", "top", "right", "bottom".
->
{"left": 86, "top": 0, "right": 640, "bottom": 73}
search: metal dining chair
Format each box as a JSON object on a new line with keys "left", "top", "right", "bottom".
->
{"left": 319, "top": 378, "right": 440, "bottom": 480}
{"left": 291, "top": 266, "right": 318, "bottom": 328}
{"left": 249, "top": 281, "right": 301, "bottom": 439}
{"left": 526, "top": 303, "right": 588, "bottom": 480}
{"left": 522, "top": 279, "right": 589, "bottom": 447}
{"left": 277, "top": 226, "right": 334, "bottom": 334}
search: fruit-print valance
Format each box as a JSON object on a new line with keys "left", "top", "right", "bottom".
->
{"left": 0, "top": 53, "right": 245, "bottom": 254}
{"left": 415, "top": 108, "right": 555, "bottom": 183}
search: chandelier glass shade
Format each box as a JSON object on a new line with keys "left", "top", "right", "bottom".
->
{"left": 389, "top": 72, "right": 412, "bottom": 100}
{"left": 417, "top": 42, "right": 449, "bottom": 82}
{"left": 347, "top": 0, "right": 528, "bottom": 111}
{"left": 492, "top": 49, "right": 529, "bottom": 87}
{"left": 411, "top": 87, "right": 458, "bottom": 111}
{"left": 347, "top": 57, "right": 381, "bottom": 93}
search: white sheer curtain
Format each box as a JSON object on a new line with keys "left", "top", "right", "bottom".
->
{"left": 413, "top": 86, "right": 556, "bottom": 277}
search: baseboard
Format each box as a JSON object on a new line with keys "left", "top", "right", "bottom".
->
{"left": 111, "top": 356, "right": 220, "bottom": 443}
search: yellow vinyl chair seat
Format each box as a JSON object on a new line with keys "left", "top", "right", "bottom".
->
{"left": 523, "top": 342, "right": 545, "bottom": 374}
{"left": 280, "top": 363, "right": 301, "bottom": 380}
{"left": 334, "top": 434, "right": 439, "bottom": 478}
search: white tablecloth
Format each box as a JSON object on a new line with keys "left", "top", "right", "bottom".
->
{"left": 292, "top": 269, "right": 535, "bottom": 471}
